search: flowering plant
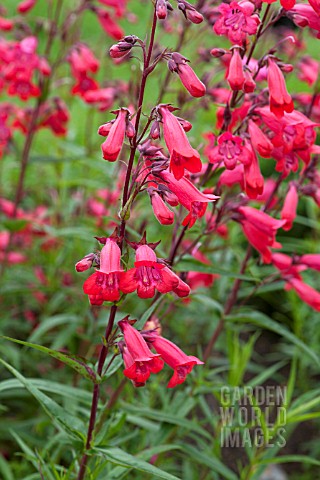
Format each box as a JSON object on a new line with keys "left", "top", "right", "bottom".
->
{"left": 0, "top": 0, "right": 320, "bottom": 478}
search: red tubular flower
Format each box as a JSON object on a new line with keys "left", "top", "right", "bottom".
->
{"left": 243, "top": 142, "right": 264, "bottom": 199}
{"left": 263, "top": 0, "right": 295, "bottom": 10}
{"left": 119, "top": 320, "right": 164, "bottom": 384}
{"left": 281, "top": 182, "right": 298, "bottom": 231}
{"left": 120, "top": 244, "right": 182, "bottom": 298}
{"left": 289, "top": 4, "right": 320, "bottom": 37}
{"left": 83, "top": 238, "right": 123, "bottom": 305}
{"left": 238, "top": 206, "right": 285, "bottom": 263}
{"left": 149, "top": 190, "right": 174, "bottom": 225}
{"left": 214, "top": 1, "right": 260, "bottom": 44}
{"left": 159, "top": 169, "right": 218, "bottom": 228}
{"left": 148, "top": 334, "right": 204, "bottom": 388}
{"left": 298, "top": 56, "right": 319, "bottom": 86}
{"left": 209, "top": 132, "right": 252, "bottom": 170}
{"left": 285, "top": 277, "right": 320, "bottom": 311}
{"left": 227, "top": 48, "right": 244, "bottom": 91}
{"left": 101, "top": 108, "right": 129, "bottom": 162}
{"left": 156, "top": 0, "right": 168, "bottom": 19}
{"left": 248, "top": 120, "right": 273, "bottom": 158}
{"left": 159, "top": 105, "right": 202, "bottom": 180}
{"left": 168, "top": 53, "right": 206, "bottom": 98}
{"left": 0, "top": 17, "right": 13, "bottom": 31}
{"left": 299, "top": 254, "right": 320, "bottom": 271}
{"left": 243, "top": 68, "right": 256, "bottom": 93}
{"left": 267, "top": 58, "right": 294, "bottom": 118}
{"left": 17, "top": 0, "right": 37, "bottom": 14}
{"left": 95, "top": 8, "right": 124, "bottom": 40}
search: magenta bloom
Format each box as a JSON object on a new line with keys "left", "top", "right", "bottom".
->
{"left": 281, "top": 182, "right": 298, "bottom": 231}
{"left": 209, "top": 132, "right": 252, "bottom": 170}
{"left": 267, "top": 58, "right": 294, "bottom": 118}
{"left": 149, "top": 335, "right": 204, "bottom": 388}
{"left": 159, "top": 105, "right": 202, "bottom": 180}
{"left": 286, "top": 278, "right": 320, "bottom": 311}
{"left": 248, "top": 120, "right": 273, "bottom": 158}
{"left": 119, "top": 320, "right": 164, "bottom": 384}
{"left": 17, "top": 0, "right": 37, "bottom": 14}
{"left": 120, "top": 244, "right": 185, "bottom": 298}
{"left": 214, "top": 1, "right": 260, "bottom": 45}
{"left": 101, "top": 108, "right": 129, "bottom": 162}
{"left": 149, "top": 190, "right": 174, "bottom": 225}
{"left": 168, "top": 53, "right": 206, "bottom": 98}
{"left": 227, "top": 48, "right": 244, "bottom": 91}
{"left": 83, "top": 238, "right": 123, "bottom": 304}
{"left": 238, "top": 206, "right": 286, "bottom": 263}
{"left": 160, "top": 169, "right": 218, "bottom": 228}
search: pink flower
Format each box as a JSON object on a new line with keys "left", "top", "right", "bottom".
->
{"left": 95, "top": 8, "right": 124, "bottom": 39}
{"left": 101, "top": 108, "right": 129, "bottom": 162}
{"left": 168, "top": 53, "right": 206, "bottom": 98}
{"left": 156, "top": 0, "right": 168, "bottom": 19}
{"left": 209, "top": 132, "right": 252, "bottom": 170}
{"left": 238, "top": 206, "right": 285, "bottom": 263}
{"left": 281, "top": 182, "right": 298, "bottom": 231}
{"left": 147, "top": 334, "right": 204, "bottom": 388}
{"left": 119, "top": 320, "right": 164, "bottom": 384}
{"left": 285, "top": 278, "right": 320, "bottom": 311}
{"left": 243, "top": 141, "right": 264, "bottom": 199}
{"left": 149, "top": 190, "right": 174, "bottom": 225}
{"left": 248, "top": 120, "right": 273, "bottom": 158}
{"left": 17, "top": 0, "right": 37, "bottom": 14}
{"left": 263, "top": 0, "right": 295, "bottom": 10}
{"left": 120, "top": 244, "right": 187, "bottom": 298}
{"left": 227, "top": 48, "right": 245, "bottom": 91}
{"left": 159, "top": 169, "right": 218, "bottom": 228}
{"left": 0, "top": 17, "right": 13, "bottom": 31}
{"left": 267, "top": 58, "right": 294, "bottom": 118}
{"left": 298, "top": 56, "right": 319, "bottom": 86}
{"left": 299, "top": 254, "right": 320, "bottom": 271}
{"left": 83, "top": 238, "right": 123, "bottom": 304}
{"left": 288, "top": 4, "right": 320, "bottom": 37}
{"left": 214, "top": 1, "right": 260, "bottom": 44}
{"left": 159, "top": 105, "right": 202, "bottom": 180}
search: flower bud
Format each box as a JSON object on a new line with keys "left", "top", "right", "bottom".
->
{"left": 210, "top": 48, "right": 227, "bottom": 58}
{"left": 156, "top": 0, "right": 167, "bottom": 19}
{"left": 150, "top": 121, "right": 161, "bottom": 139}
{"left": 75, "top": 253, "right": 95, "bottom": 272}
{"left": 126, "top": 120, "right": 136, "bottom": 139}
{"left": 98, "top": 121, "right": 114, "bottom": 136}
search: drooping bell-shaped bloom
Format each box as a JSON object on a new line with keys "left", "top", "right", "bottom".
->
{"left": 120, "top": 244, "right": 183, "bottom": 299}
{"left": 243, "top": 68, "right": 256, "bottom": 93}
{"left": 83, "top": 238, "right": 123, "bottom": 304}
{"left": 299, "top": 254, "right": 320, "bottom": 271}
{"left": 17, "top": 0, "right": 37, "bottom": 14}
{"left": 289, "top": 4, "right": 320, "bottom": 37}
{"left": 168, "top": 53, "right": 206, "bottom": 98}
{"left": 75, "top": 253, "right": 95, "bottom": 272}
{"left": 156, "top": 0, "right": 168, "bottom": 19}
{"left": 214, "top": 1, "right": 260, "bottom": 44}
{"left": 263, "top": 0, "right": 295, "bottom": 10}
{"left": 159, "top": 105, "right": 202, "bottom": 180}
{"left": 238, "top": 206, "right": 286, "bottom": 263}
{"left": 149, "top": 190, "right": 174, "bottom": 225}
{"left": 101, "top": 108, "right": 129, "bottom": 161}
{"left": 298, "top": 56, "right": 319, "bottom": 86}
{"left": 271, "top": 253, "right": 304, "bottom": 278}
{"left": 0, "top": 17, "right": 13, "bottom": 31}
{"left": 145, "top": 333, "right": 204, "bottom": 388}
{"left": 209, "top": 132, "right": 252, "bottom": 170}
{"left": 227, "top": 48, "right": 244, "bottom": 91}
{"left": 285, "top": 277, "right": 320, "bottom": 311}
{"left": 243, "top": 142, "right": 264, "bottom": 199}
{"left": 159, "top": 169, "right": 218, "bottom": 228}
{"left": 119, "top": 320, "right": 164, "bottom": 384}
{"left": 267, "top": 58, "right": 294, "bottom": 118}
{"left": 95, "top": 8, "right": 124, "bottom": 40}
{"left": 281, "top": 182, "right": 298, "bottom": 231}
{"left": 248, "top": 120, "right": 273, "bottom": 158}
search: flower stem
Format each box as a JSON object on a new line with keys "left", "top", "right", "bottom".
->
{"left": 77, "top": 304, "right": 117, "bottom": 480}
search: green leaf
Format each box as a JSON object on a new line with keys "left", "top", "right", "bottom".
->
{"left": 134, "top": 296, "right": 162, "bottom": 329}
{"left": 181, "top": 445, "right": 238, "bottom": 480}
{"left": 226, "top": 311, "right": 320, "bottom": 366}
{"left": 257, "top": 455, "right": 320, "bottom": 467}
{"left": 121, "top": 404, "right": 212, "bottom": 440}
{"left": 0, "top": 455, "right": 14, "bottom": 480}
{"left": 93, "top": 446, "right": 181, "bottom": 480}
{"left": 0, "top": 359, "right": 85, "bottom": 441}
{"left": 28, "top": 314, "right": 79, "bottom": 343}
{"left": 1, "top": 218, "right": 28, "bottom": 232}
{"left": 1, "top": 336, "right": 100, "bottom": 384}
